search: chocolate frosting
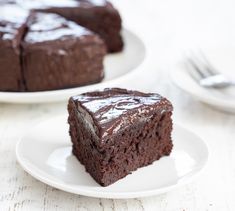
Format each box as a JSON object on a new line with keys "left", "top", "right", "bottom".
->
{"left": 72, "top": 88, "right": 173, "bottom": 139}
{"left": 0, "top": 5, "right": 28, "bottom": 44}
{"left": 24, "top": 12, "right": 91, "bottom": 44}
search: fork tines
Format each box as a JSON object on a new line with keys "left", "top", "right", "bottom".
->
{"left": 184, "top": 50, "right": 218, "bottom": 80}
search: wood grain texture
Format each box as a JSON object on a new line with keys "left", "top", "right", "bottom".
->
{"left": 1, "top": 0, "right": 235, "bottom": 210}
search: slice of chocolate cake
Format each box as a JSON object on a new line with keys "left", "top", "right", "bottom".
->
{"left": 21, "top": 12, "right": 106, "bottom": 91}
{"left": 18, "top": 0, "right": 123, "bottom": 52}
{"left": 68, "top": 88, "right": 173, "bottom": 186}
{"left": 0, "top": 5, "right": 28, "bottom": 91}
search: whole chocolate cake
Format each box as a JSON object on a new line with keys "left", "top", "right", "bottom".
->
{"left": 68, "top": 88, "right": 173, "bottom": 186}
{"left": 0, "top": 0, "right": 123, "bottom": 92}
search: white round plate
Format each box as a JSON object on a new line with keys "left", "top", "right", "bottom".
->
{"left": 0, "top": 29, "right": 146, "bottom": 103}
{"left": 171, "top": 47, "right": 235, "bottom": 113}
{"left": 16, "top": 116, "right": 209, "bottom": 199}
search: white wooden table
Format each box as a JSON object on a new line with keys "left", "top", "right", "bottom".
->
{"left": 1, "top": 0, "right": 235, "bottom": 210}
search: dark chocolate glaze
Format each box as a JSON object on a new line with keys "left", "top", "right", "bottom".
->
{"left": 0, "top": 5, "right": 28, "bottom": 45}
{"left": 71, "top": 88, "right": 173, "bottom": 139}
{"left": 24, "top": 12, "right": 91, "bottom": 44}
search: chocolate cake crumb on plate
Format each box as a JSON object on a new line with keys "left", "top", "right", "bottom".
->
{"left": 68, "top": 88, "right": 173, "bottom": 186}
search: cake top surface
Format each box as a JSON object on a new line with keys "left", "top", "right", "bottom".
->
{"left": 16, "top": 0, "right": 107, "bottom": 10}
{"left": 0, "top": 5, "right": 28, "bottom": 41}
{"left": 24, "top": 12, "right": 91, "bottom": 44}
{"left": 71, "top": 88, "right": 173, "bottom": 137}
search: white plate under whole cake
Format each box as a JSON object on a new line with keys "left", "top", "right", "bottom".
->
{"left": 16, "top": 115, "right": 209, "bottom": 199}
{"left": 0, "top": 29, "right": 146, "bottom": 104}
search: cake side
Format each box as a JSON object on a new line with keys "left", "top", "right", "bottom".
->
{"left": 68, "top": 88, "right": 173, "bottom": 186}
{"left": 97, "top": 110, "right": 173, "bottom": 186}
{"left": 0, "top": 5, "right": 28, "bottom": 91}
{"left": 21, "top": 12, "right": 106, "bottom": 91}
{"left": 68, "top": 98, "right": 106, "bottom": 184}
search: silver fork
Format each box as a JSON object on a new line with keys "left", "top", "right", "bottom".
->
{"left": 184, "top": 51, "right": 235, "bottom": 89}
